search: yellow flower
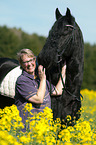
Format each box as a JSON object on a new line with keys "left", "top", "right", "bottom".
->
{"left": 19, "top": 136, "right": 30, "bottom": 144}
{"left": 59, "top": 129, "right": 71, "bottom": 142}
{"left": 23, "top": 103, "right": 33, "bottom": 112}
{"left": 66, "top": 115, "right": 71, "bottom": 121}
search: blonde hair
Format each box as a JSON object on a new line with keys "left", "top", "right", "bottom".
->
{"left": 17, "top": 48, "right": 35, "bottom": 63}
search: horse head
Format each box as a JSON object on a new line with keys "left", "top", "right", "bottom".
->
{"left": 37, "top": 8, "right": 84, "bottom": 125}
{"left": 38, "top": 8, "right": 84, "bottom": 84}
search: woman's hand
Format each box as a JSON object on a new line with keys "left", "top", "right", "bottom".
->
{"left": 38, "top": 65, "right": 46, "bottom": 81}
{"left": 28, "top": 65, "right": 46, "bottom": 104}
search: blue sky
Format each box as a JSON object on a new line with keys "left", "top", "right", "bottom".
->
{"left": 0, "top": 0, "right": 96, "bottom": 44}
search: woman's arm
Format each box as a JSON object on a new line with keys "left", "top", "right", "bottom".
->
{"left": 52, "top": 63, "right": 66, "bottom": 96}
{"left": 28, "top": 65, "right": 46, "bottom": 104}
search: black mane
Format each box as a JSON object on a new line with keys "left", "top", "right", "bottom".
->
{"left": 37, "top": 8, "right": 84, "bottom": 125}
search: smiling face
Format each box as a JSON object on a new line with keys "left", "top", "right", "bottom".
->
{"left": 21, "top": 54, "right": 36, "bottom": 75}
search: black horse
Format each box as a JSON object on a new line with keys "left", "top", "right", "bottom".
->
{"left": 37, "top": 8, "right": 84, "bottom": 125}
{"left": 0, "top": 8, "right": 84, "bottom": 126}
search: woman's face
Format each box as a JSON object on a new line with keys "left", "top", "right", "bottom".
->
{"left": 21, "top": 54, "right": 36, "bottom": 75}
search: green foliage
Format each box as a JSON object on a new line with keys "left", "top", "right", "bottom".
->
{"left": 82, "top": 43, "right": 96, "bottom": 90}
{"left": 0, "top": 25, "right": 96, "bottom": 90}
{"left": 0, "top": 25, "right": 46, "bottom": 59}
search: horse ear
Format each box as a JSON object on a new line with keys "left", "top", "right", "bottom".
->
{"left": 55, "top": 8, "right": 62, "bottom": 20}
{"left": 66, "top": 8, "right": 72, "bottom": 24}
{"left": 66, "top": 8, "right": 71, "bottom": 16}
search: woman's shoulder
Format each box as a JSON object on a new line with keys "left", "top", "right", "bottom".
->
{"left": 16, "top": 73, "right": 27, "bottom": 84}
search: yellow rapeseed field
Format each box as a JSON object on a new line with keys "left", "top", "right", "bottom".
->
{"left": 0, "top": 89, "right": 96, "bottom": 145}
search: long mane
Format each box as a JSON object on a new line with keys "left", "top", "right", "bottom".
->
{"left": 37, "top": 8, "right": 84, "bottom": 125}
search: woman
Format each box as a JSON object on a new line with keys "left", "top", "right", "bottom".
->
{"left": 15, "top": 48, "right": 66, "bottom": 131}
